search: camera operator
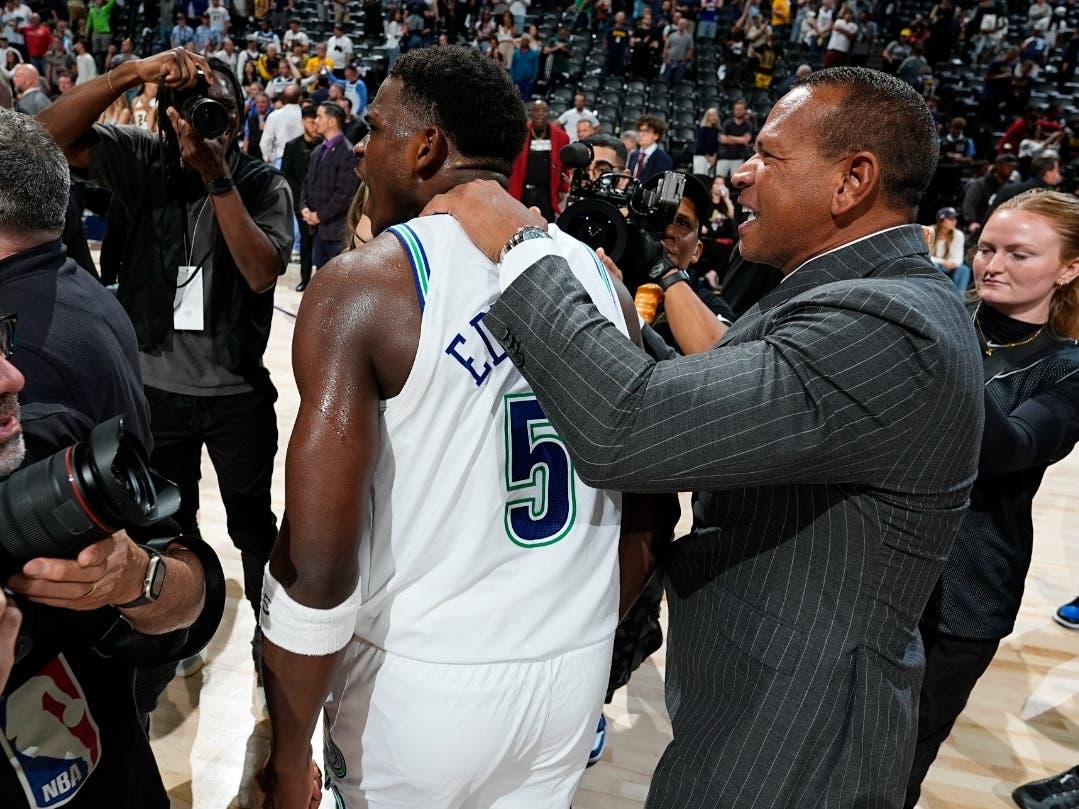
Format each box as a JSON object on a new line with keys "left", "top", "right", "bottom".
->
{"left": 568, "top": 145, "right": 733, "bottom": 355}
{"left": 36, "top": 49, "right": 293, "bottom": 685}
{"left": 0, "top": 319, "right": 224, "bottom": 809}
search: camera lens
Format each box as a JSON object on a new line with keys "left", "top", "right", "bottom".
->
{"left": 183, "top": 97, "right": 230, "bottom": 139}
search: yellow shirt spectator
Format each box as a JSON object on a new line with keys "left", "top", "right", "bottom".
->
{"left": 304, "top": 54, "right": 334, "bottom": 75}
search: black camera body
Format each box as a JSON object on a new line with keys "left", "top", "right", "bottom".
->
{"left": 0, "top": 416, "right": 180, "bottom": 580}
{"left": 556, "top": 142, "right": 685, "bottom": 294}
{"left": 161, "top": 71, "right": 231, "bottom": 140}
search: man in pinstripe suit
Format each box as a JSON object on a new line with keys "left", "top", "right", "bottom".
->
{"left": 425, "top": 67, "right": 984, "bottom": 808}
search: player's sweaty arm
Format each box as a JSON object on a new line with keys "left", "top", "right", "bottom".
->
{"left": 259, "top": 258, "right": 384, "bottom": 809}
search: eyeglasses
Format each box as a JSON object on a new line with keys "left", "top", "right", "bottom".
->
{"left": 0, "top": 315, "right": 15, "bottom": 360}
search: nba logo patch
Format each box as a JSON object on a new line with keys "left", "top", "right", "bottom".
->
{"left": 0, "top": 654, "right": 102, "bottom": 808}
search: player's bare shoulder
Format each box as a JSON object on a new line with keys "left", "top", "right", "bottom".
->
{"left": 294, "top": 231, "right": 421, "bottom": 398}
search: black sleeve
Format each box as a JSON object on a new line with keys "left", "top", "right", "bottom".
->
{"left": 979, "top": 371, "right": 1079, "bottom": 474}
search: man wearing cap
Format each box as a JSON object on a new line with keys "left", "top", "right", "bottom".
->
{"left": 961, "top": 152, "right": 1018, "bottom": 233}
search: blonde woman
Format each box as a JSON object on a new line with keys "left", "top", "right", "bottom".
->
{"left": 907, "top": 189, "right": 1079, "bottom": 806}
{"left": 928, "top": 206, "right": 970, "bottom": 291}
{"left": 343, "top": 182, "right": 373, "bottom": 251}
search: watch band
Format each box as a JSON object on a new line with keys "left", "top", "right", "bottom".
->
{"left": 658, "top": 268, "right": 692, "bottom": 292}
{"left": 116, "top": 547, "right": 166, "bottom": 609}
{"left": 205, "top": 175, "right": 235, "bottom": 196}
{"left": 498, "top": 226, "right": 551, "bottom": 263}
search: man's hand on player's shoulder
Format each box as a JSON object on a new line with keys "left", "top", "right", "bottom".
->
{"left": 422, "top": 179, "right": 548, "bottom": 263}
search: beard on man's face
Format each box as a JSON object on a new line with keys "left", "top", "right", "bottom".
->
{"left": 0, "top": 393, "right": 24, "bottom": 478}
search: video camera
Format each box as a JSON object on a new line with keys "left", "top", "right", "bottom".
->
{"left": 159, "top": 70, "right": 231, "bottom": 140}
{"left": 556, "top": 141, "right": 685, "bottom": 294}
{"left": 0, "top": 416, "right": 180, "bottom": 580}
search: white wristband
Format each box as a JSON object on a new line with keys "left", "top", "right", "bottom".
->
{"left": 259, "top": 568, "right": 362, "bottom": 656}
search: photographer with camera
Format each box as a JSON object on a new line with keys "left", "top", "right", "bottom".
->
{"left": 0, "top": 326, "right": 223, "bottom": 809}
{"left": 36, "top": 48, "right": 293, "bottom": 686}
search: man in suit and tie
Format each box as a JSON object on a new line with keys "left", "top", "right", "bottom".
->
{"left": 423, "top": 67, "right": 985, "bottom": 808}
{"left": 299, "top": 101, "right": 359, "bottom": 288}
{"left": 627, "top": 113, "right": 674, "bottom": 182}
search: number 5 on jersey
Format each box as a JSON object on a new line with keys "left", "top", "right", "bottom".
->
{"left": 503, "top": 393, "right": 577, "bottom": 547}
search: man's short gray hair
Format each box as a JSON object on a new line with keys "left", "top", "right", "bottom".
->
{"left": 0, "top": 108, "right": 70, "bottom": 242}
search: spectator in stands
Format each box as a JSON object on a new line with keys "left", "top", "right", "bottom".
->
{"left": 606, "top": 10, "right": 630, "bottom": 75}
{"left": 627, "top": 113, "right": 673, "bottom": 181}
{"left": 282, "top": 18, "right": 310, "bottom": 55}
{"left": 880, "top": 27, "right": 912, "bottom": 74}
{"left": 927, "top": 206, "right": 971, "bottom": 291}
{"left": 510, "top": 33, "right": 538, "bottom": 98}
{"left": 990, "top": 152, "right": 1062, "bottom": 212}
{"left": 18, "top": 12, "right": 49, "bottom": 73}
{"left": 304, "top": 42, "right": 333, "bottom": 77}
{"left": 940, "top": 116, "right": 976, "bottom": 166}
{"left": 777, "top": 61, "right": 811, "bottom": 95}
{"left": 1059, "top": 29, "right": 1079, "bottom": 89}
{"left": 255, "top": 16, "right": 281, "bottom": 52}
{"left": 242, "top": 90, "right": 270, "bottom": 159}
{"left": 107, "top": 37, "right": 139, "bottom": 71}
{"left": 84, "top": 0, "right": 114, "bottom": 72}
{"left": 281, "top": 105, "right": 320, "bottom": 291}
{"left": 261, "top": 83, "right": 303, "bottom": 167}
{"left": 558, "top": 94, "right": 600, "bottom": 143}
{"left": 629, "top": 11, "right": 662, "bottom": 80}
{"left": 663, "top": 16, "right": 693, "bottom": 83}
{"left": 850, "top": 10, "right": 877, "bottom": 66}
{"left": 12, "top": 63, "right": 49, "bottom": 113}
{"left": 823, "top": 6, "right": 857, "bottom": 67}
{"left": 326, "top": 23, "right": 352, "bottom": 73}
{"left": 236, "top": 34, "right": 260, "bottom": 83}
{"left": 715, "top": 98, "right": 753, "bottom": 179}
{"left": 207, "top": 0, "right": 229, "bottom": 35}
{"left": 999, "top": 107, "right": 1048, "bottom": 155}
{"left": 44, "top": 34, "right": 74, "bottom": 92}
{"left": 964, "top": 153, "right": 1019, "bottom": 234}
{"left": 193, "top": 12, "right": 220, "bottom": 54}
{"left": 693, "top": 106, "right": 720, "bottom": 177}
{"left": 73, "top": 38, "right": 97, "bottom": 85}
{"left": 170, "top": 12, "right": 194, "bottom": 51}
{"left": 129, "top": 79, "right": 156, "bottom": 131}
{"left": 510, "top": 99, "right": 570, "bottom": 220}
{"left": 54, "top": 70, "right": 74, "bottom": 95}
{"left": 299, "top": 101, "right": 359, "bottom": 286}
{"left": 925, "top": 0, "right": 958, "bottom": 63}
{"left": 576, "top": 118, "right": 596, "bottom": 141}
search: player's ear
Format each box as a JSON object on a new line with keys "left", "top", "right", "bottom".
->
{"left": 415, "top": 125, "right": 448, "bottom": 179}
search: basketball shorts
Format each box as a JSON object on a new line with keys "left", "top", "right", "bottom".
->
{"left": 321, "top": 636, "right": 612, "bottom": 809}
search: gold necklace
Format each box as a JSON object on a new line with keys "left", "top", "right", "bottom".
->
{"left": 974, "top": 304, "right": 1046, "bottom": 356}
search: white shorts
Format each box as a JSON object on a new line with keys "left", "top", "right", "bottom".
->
{"left": 322, "top": 637, "right": 612, "bottom": 809}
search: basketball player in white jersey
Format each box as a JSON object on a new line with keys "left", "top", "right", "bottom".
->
{"left": 258, "top": 46, "right": 661, "bottom": 809}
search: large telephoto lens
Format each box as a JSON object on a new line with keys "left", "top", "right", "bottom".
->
{"left": 0, "top": 416, "right": 180, "bottom": 579}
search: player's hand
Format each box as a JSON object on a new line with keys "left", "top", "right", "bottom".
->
{"left": 135, "top": 48, "right": 210, "bottom": 89}
{"left": 421, "top": 179, "right": 548, "bottom": 263}
{"left": 0, "top": 589, "right": 21, "bottom": 692}
{"left": 256, "top": 756, "right": 322, "bottom": 809}
{"left": 6, "top": 530, "right": 147, "bottom": 611}
{"left": 165, "top": 106, "right": 230, "bottom": 183}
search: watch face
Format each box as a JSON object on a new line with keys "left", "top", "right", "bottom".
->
{"left": 648, "top": 259, "right": 668, "bottom": 280}
{"left": 148, "top": 557, "right": 166, "bottom": 600}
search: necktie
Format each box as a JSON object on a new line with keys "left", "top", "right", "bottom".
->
{"left": 634, "top": 151, "right": 645, "bottom": 179}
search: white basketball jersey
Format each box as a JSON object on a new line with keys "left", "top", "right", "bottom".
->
{"left": 354, "top": 217, "right": 628, "bottom": 664}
